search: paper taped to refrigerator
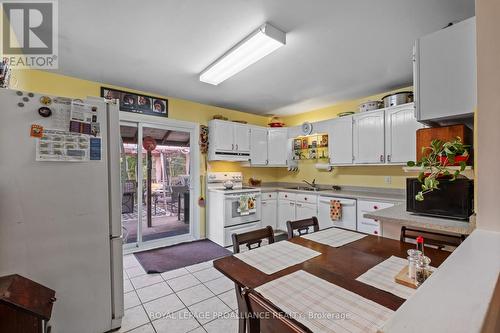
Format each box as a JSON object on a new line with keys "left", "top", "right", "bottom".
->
{"left": 36, "top": 129, "right": 91, "bottom": 161}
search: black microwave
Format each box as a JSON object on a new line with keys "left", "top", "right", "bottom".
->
{"left": 406, "top": 178, "right": 474, "bottom": 220}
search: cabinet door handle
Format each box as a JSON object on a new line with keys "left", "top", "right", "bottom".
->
{"left": 266, "top": 159, "right": 269, "bottom": 165}
{"left": 232, "top": 144, "right": 234, "bottom": 150}
{"left": 379, "top": 154, "right": 384, "bottom": 162}
{"left": 289, "top": 202, "right": 294, "bottom": 206}
{"left": 387, "top": 154, "right": 391, "bottom": 162}
{"left": 296, "top": 203, "right": 302, "bottom": 207}
{"left": 235, "top": 144, "right": 238, "bottom": 150}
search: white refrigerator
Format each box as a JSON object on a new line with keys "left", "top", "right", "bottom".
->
{"left": 0, "top": 89, "right": 124, "bottom": 332}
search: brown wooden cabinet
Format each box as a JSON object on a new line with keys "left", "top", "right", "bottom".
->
{"left": 416, "top": 124, "right": 473, "bottom": 163}
{"left": 0, "top": 274, "right": 56, "bottom": 333}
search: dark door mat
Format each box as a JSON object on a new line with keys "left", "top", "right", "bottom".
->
{"left": 134, "top": 239, "right": 232, "bottom": 274}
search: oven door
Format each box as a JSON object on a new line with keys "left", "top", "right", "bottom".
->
{"left": 224, "top": 193, "right": 261, "bottom": 227}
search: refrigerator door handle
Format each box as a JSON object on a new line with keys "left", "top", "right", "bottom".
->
{"left": 106, "top": 102, "right": 123, "bottom": 238}
{"left": 110, "top": 237, "right": 124, "bottom": 326}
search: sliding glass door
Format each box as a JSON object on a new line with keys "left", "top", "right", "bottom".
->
{"left": 120, "top": 120, "right": 196, "bottom": 251}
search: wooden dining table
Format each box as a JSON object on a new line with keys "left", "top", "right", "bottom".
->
{"left": 213, "top": 233, "right": 451, "bottom": 311}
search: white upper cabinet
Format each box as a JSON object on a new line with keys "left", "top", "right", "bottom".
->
{"left": 250, "top": 127, "right": 267, "bottom": 165}
{"left": 249, "top": 127, "right": 268, "bottom": 165}
{"left": 211, "top": 120, "right": 234, "bottom": 151}
{"left": 267, "top": 128, "right": 288, "bottom": 166}
{"left": 328, "top": 117, "right": 353, "bottom": 165}
{"left": 353, "top": 110, "right": 385, "bottom": 164}
{"left": 233, "top": 123, "right": 251, "bottom": 152}
{"left": 385, "top": 103, "right": 423, "bottom": 164}
{"left": 249, "top": 127, "right": 288, "bottom": 167}
{"left": 414, "top": 17, "right": 476, "bottom": 123}
{"left": 208, "top": 120, "right": 251, "bottom": 161}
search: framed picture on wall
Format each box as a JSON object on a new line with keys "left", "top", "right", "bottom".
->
{"left": 101, "top": 87, "right": 168, "bottom": 117}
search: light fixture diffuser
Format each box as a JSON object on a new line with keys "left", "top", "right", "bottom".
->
{"left": 199, "top": 23, "right": 286, "bottom": 85}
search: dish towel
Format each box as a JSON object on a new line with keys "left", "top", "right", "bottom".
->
{"left": 237, "top": 194, "right": 256, "bottom": 216}
{"left": 330, "top": 199, "right": 342, "bottom": 221}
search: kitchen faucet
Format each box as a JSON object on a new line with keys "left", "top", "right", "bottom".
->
{"left": 302, "top": 179, "right": 316, "bottom": 189}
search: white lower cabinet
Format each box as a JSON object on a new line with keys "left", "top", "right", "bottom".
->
{"left": 278, "top": 199, "right": 295, "bottom": 231}
{"left": 261, "top": 192, "right": 278, "bottom": 229}
{"left": 277, "top": 192, "right": 318, "bottom": 232}
{"left": 295, "top": 202, "right": 317, "bottom": 220}
{"left": 357, "top": 200, "right": 395, "bottom": 236}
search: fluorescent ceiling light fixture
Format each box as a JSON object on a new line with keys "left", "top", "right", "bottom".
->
{"left": 199, "top": 23, "right": 286, "bottom": 85}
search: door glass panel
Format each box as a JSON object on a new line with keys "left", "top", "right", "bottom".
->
{"left": 120, "top": 123, "right": 139, "bottom": 246}
{"left": 141, "top": 126, "right": 191, "bottom": 243}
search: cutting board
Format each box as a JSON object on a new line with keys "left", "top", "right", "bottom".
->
{"left": 394, "top": 266, "right": 418, "bottom": 289}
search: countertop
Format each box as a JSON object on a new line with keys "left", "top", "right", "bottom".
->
{"left": 259, "top": 185, "right": 406, "bottom": 203}
{"left": 364, "top": 204, "right": 475, "bottom": 235}
{"left": 381, "top": 229, "right": 500, "bottom": 333}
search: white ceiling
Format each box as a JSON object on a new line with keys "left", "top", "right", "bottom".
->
{"left": 54, "top": 0, "right": 474, "bottom": 115}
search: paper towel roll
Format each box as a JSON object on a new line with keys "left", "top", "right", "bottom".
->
{"left": 315, "top": 163, "right": 333, "bottom": 171}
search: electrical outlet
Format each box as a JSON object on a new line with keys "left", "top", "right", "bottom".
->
{"left": 384, "top": 176, "right": 392, "bottom": 184}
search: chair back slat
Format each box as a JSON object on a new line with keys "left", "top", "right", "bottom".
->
{"left": 286, "top": 217, "right": 319, "bottom": 239}
{"left": 400, "top": 226, "right": 465, "bottom": 249}
{"left": 232, "top": 226, "right": 275, "bottom": 254}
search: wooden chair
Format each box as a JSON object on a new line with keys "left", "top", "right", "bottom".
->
{"left": 400, "top": 226, "right": 466, "bottom": 250}
{"left": 286, "top": 217, "right": 319, "bottom": 239}
{"left": 242, "top": 288, "right": 312, "bottom": 333}
{"left": 231, "top": 226, "right": 275, "bottom": 333}
{"left": 232, "top": 225, "right": 275, "bottom": 254}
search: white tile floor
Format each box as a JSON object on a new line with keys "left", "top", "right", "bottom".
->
{"left": 121, "top": 254, "right": 239, "bottom": 333}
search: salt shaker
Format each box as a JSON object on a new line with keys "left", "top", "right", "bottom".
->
{"left": 407, "top": 249, "right": 422, "bottom": 281}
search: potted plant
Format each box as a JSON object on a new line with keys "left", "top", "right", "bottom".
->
{"left": 407, "top": 137, "right": 470, "bottom": 201}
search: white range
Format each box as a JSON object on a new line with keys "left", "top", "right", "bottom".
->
{"left": 206, "top": 172, "right": 262, "bottom": 247}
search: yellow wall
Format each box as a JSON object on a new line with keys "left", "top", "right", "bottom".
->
{"left": 9, "top": 69, "right": 411, "bottom": 236}
{"left": 10, "top": 69, "right": 277, "bottom": 236}
{"left": 275, "top": 87, "right": 413, "bottom": 188}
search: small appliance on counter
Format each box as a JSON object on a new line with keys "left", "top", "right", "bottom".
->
{"left": 406, "top": 178, "right": 474, "bottom": 220}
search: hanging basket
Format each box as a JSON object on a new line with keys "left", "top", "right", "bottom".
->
{"left": 142, "top": 136, "right": 157, "bottom": 151}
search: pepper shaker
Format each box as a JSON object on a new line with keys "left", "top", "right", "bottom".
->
{"left": 416, "top": 255, "right": 432, "bottom": 287}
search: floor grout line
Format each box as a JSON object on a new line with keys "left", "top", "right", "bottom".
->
{"left": 124, "top": 259, "right": 236, "bottom": 333}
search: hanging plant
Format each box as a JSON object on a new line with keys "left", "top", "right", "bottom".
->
{"left": 407, "top": 137, "right": 470, "bottom": 201}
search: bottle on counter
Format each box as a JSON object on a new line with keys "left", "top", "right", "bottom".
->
{"left": 416, "top": 236, "right": 425, "bottom": 255}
